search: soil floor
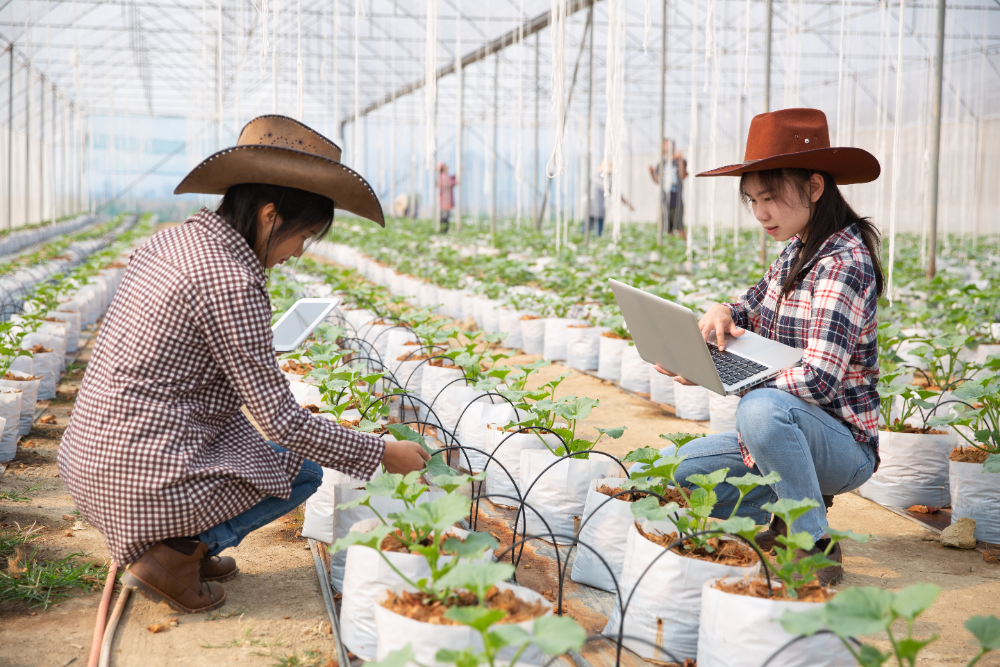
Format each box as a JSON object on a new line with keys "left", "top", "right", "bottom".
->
{"left": 1, "top": 333, "right": 998, "bottom": 666}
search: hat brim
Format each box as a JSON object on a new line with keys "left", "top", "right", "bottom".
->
{"left": 695, "top": 146, "right": 880, "bottom": 185}
{"left": 174, "top": 145, "right": 385, "bottom": 227}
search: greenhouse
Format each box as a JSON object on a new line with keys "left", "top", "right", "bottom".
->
{"left": 1, "top": 0, "right": 999, "bottom": 666}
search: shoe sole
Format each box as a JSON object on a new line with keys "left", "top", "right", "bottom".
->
{"left": 120, "top": 571, "right": 226, "bottom": 613}
{"left": 202, "top": 568, "right": 239, "bottom": 583}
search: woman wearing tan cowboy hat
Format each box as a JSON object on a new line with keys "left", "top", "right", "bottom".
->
{"left": 654, "top": 108, "right": 884, "bottom": 585}
{"left": 57, "top": 116, "right": 430, "bottom": 613}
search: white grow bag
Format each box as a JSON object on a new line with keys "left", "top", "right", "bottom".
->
{"left": 674, "top": 380, "right": 710, "bottom": 421}
{"left": 597, "top": 335, "right": 629, "bottom": 381}
{"left": 697, "top": 579, "right": 854, "bottom": 667}
{"left": 0, "top": 389, "right": 15, "bottom": 460}
{"left": 649, "top": 366, "right": 675, "bottom": 405}
{"left": 603, "top": 521, "right": 759, "bottom": 663}
{"left": 483, "top": 430, "right": 557, "bottom": 508}
{"left": 543, "top": 318, "right": 584, "bottom": 361}
{"left": 0, "top": 371, "right": 39, "bottom": 435}
{"left": 497, "top": 309, "right": 524, "bottom": 350}
{"left": 455, "top": 401, "right": 518, "bottom": 473}
{"left": 858, "top": 430, "right": 957, "bottom": 508}
{"left": 518, "top": 450, "right": 625, "bottom": 544}
{"left": 950, "top": 460, "right": 1000, "bottom": 543}
{"left": 420, "top": 364, "right": 465, "bottom": 425}
{"left": 709, "top": 393, "right": 741, "bottom": 432}
{"left": 619, "top": 344, "right": 650, "bottom": 395}
{"left": 566, "top": 325, "right": 603, "bottom": 371}
{"left": 50, "top": 310, "right": 82, "bottom": 353}
{"left": 571, "top": 479, "right": 641, "bottom": 592}
{"left": 520, "top": 317, "right": 546, "bottom": 355}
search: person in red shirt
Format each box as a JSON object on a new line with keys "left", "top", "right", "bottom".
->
{"left": 438, "top": 162, "right": 457, "bottom": 233}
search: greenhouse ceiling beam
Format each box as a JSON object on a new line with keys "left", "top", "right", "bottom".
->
{"left": 339, "top": 0, "right": 596, "bottom": 130}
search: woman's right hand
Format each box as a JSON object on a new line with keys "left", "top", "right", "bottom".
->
{"left": 699, "top": 303, "right": 745, "bottom": 351}
{"left": 382, "top": 440, "right": 431, "bottom": 475}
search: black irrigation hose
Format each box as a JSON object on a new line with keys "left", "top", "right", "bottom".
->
{"left": 759, "top": 629, "right": 863, "bottom": 667}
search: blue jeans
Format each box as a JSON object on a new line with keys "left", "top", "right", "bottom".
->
{"left": 666, "top": 388, "right": 876, "bottom": 540}
{"left": 582, "top": 216, "right": 604, "bottom": 237}
{"left": 198, "top": 442, "right": 323, "bottom": 556}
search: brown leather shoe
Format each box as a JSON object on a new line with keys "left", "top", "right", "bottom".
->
{"left": 754, "top": 515, "right": 788, "bottom": 554}
{"left": 201, "top": 554, "right": 238, "bottom": 582}
{"left": 121, "top": 539, "right": 226, "bottom": 613}
{"left": 792, "top": 541, "right": 844, "bottom": 586}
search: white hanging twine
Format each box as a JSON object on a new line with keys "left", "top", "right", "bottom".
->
{"left": 886, "top": 0, "right": 906, "bottom": 304}
{"left": 515, "top": 0, "right": 525, "bottom": 227}
{"left": 425, "top": 0, "right": 437, "bottom": 169}
{"left": 353, "top": 0, "right": 361, "bottom": 168}
{"left": 272, "top": 0, "right": 280, "bottom": 113}
{"left": 545, "top": 0, "right": 567, "bottom": 178}
{"left": 602, "top": 0, "right": 627, "bottom": 242}
{"left": 296, "top": 0, "right": 303, "bottom": 120}
{"left": 333, "top": 0, "right": 340, "bottom": 140}
{"left": 642, "top": 0, "right": 651, "bottom": 53}
{"left": 255, "top": 0, "right": 269, "bottom": 74}
{"left": 743, "top": 0, "right": 750, "bottom": 94}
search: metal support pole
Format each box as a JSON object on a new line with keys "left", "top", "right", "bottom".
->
{"left": 533, "top": 32, "right": 540, "bottom": 228}
{"left": 926, "top": 0, "right": 946, "bottom": 280}
{"left": 7, "top": 46, "right": 13, "bottom": 230}
{"left": 24, "top": 65, "right": 30, "bottom": 227}
{"left": 759, "top": 0, "right": 773, "bottom": 266}
{"left": 50, "top": 82, "right": 56, "bottom": 224}
{"left": 455, "top": 54, "right": 463, "bottom": 231}
{"left": 433, "top": 93, "right": 440, "bottom": 232}
{"left": 490, "top": 54, "right": 499, "bottom": 236}
{"left": 39, "top": 78, "right": 44, "bottom": 224}
{"left": 657, "top": 0, "right": 667, "bottom": 246}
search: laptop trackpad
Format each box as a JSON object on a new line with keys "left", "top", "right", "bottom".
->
{"left": 713, "top": 331, "right": 803, "bottom": 369}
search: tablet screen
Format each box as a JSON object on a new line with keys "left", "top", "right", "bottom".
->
{"left": 272, "top": 301, "right": 336, "bottom": 350}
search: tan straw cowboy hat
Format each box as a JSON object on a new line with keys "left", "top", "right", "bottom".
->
{"left": 175, "top": 115, "right": 385, "bottom": 227}
{"left": 697, "top": 108, "right": 880, "bottom": 185}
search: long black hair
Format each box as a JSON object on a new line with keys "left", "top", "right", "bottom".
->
{"left": 740, "top": 168, "right": 884, "bottom": 299}
{"left": 215, "top": 183, "right": 335, "bottom": 265}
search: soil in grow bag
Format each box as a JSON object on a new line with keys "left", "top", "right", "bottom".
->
{"left": 281, "top": 359, "right": 314, "bottom": 375}
{"left": 636, "top": 524, "right": 756, "bottom": 567}
{"left": 951, "top": 446, "right": 989, "bottom": 463}
{"left": 713, "top": 578, "right": 833, "bottom": 603}
{"left": 381, "top": 588, "right": 547, "bottom": 625}
{"left": 378, "top": 530, "right": 468, "bottom": 554}
{"left": 3, "top": 373, "right": 40, "bottom": 381}
{"left": 595, "top": 483, "right": 690, "bottom": 507}
{"left": 885, "top": 421, "right": 949, "bottom": 435}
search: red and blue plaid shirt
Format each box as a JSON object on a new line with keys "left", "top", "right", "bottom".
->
{"left": 727, "top": 224, "right": 880, "bottom": 467}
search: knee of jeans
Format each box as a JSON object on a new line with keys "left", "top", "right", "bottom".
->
{"left": 299, "top": 460, "right": 324, "bottom": 490}
{"left": 736, "top": 389, "right": 791, "bottom": 433}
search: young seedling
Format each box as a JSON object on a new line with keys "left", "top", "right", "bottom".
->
{"left": 927, "top": 362, "right": 1000, "bottom": 473}
{"left": 877, "top": 373, "right": 940, "bottom": 433}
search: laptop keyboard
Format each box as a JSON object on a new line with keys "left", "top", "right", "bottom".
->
{"left": 707, "top": 343, "right": 768, "bottom": 386}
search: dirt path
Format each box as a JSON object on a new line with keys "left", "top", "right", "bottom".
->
{"left": 2, "top": 337, "right": 998, "bottom": 667}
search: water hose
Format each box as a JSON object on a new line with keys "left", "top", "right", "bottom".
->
{"left": 98, "top": 586, "right": 132, "bottom": 667}
{"left": 87, "top": 564, "right": 118, "bottom": 667}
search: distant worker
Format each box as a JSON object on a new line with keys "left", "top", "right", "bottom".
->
{"left": 438, "top": 162, "right": 457, "bottom": 233}
{"left": 587, "top": 161, "right": 634, "bottom": 237}
{"left": 649, "top": 139, "right": 688, "bottom": 240}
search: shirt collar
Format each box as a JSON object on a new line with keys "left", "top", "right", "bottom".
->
{"left": 790, "top": 224, "right": 863, "bottom": 267}
{"left": 188, "top": 208, "right": 266, "bottom": 287}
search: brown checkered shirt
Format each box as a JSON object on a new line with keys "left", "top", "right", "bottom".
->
{"left": 58, "top": 209, "right": 384, "bottom": 566}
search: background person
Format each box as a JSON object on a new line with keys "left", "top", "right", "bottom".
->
{"left": 648, "top": 139, "right": 688, "bottom": 240}
{"left": 438, "top": 162, "right": 457, "bottom": 233}
{"left": 586, "top": 161, "right": 634, "bottom": 237}
{"left": 653, "top": 108, "right": 883, "bottom": 585}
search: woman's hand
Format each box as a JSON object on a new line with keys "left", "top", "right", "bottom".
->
{"left": 699, "top": 303, "right": 745, "bottom": 351}
{"left": 653, "top": 364, "right": 697, "bottom": 386}
{"left": 382, "top": 440, "right": 431, "bottom": 475}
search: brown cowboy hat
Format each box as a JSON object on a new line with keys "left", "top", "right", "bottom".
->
{"left": 174, "top": 115, "right": 385, "bottom": 227}
{"left": 696, "top": 108, "right": 880, "bottom": 185}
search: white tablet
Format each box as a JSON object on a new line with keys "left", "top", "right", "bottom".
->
{"left": 271, "top": 297, "right": 341, "bottom": 352}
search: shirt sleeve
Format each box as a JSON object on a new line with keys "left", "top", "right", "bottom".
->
{"left": 193, "top": 281, "right": 384, "bottom": 480}
{"left": 771, "top": 260, "right": 871, "bottom": 407}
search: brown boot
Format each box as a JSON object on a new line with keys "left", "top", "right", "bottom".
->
{"left": 201, "top": 554, "right": 238, "bottom": 582}
{"left": 121, "top": 539, "right": 226, "bottom": 613}
{"left": 790, "top": 541, "right": 844, "bottom": 586}
{"left": 754, "top": 515, "right": 788, "bottom": 554}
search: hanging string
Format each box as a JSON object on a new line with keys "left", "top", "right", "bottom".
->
{"left": 272, "top": 0, "right": 280, "bottom": 112}
{"left": 546, "top": 0, "right": 567, "bottom": 178}
{"left": 425, "top": 0, "right": 437, "bottom": 169}
{"left": 515, "top": 0, "right": 525, "bottom": 227}
{"left": 742, "top": 0, "right": 750, "bottom": 94}
{"left": 296, "top": 0, "right": 303, "bottom": 120}
{"left": 886, "top": 0, "right": 906, "bottom": 304}
{"left": 257, "top": 0, "right": 269, "bottom": 74}
{"left": 702, "top": 0, "right": 713, "bottom": 92}
{"left": 835, "top": 0, "right": 847, "bottom": 144}
{"left": 333, "top": 0, "right": 340, "bottom": 140}
{"left": 603, "top": 0, "right": 626, "bottom": 242}
{"left": 642, "top": 0, "right": 651, "bottom": 53}
{"left": 452, "top": 0, "right": 459, "bottom": 225}
{"left": 353, "top": 0, "right": 361, "bottom": 166}
{"left": 217, "top": 0, "right": 223, "bottom": 147}
{"left": 873, "top": 0, "right": 889, "bottom": 230}
{"left": 686, "top": 0, "right": 698, "bottom": 260}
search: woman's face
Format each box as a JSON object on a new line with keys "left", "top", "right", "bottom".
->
{"left": 742, "top": 172, "right": 824, "bottom": 243}
{"left": 255, "top": 203, "right": 321, "bottom": 269}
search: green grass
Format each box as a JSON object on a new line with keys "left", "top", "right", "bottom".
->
{"left": 271, "top": 650, "right": 327, "bottom": 667}
{"left": 0, "top": 523, "right": 40, "bottom": 559}
{"left": 0, "top": 483, "right": 42, "bottom": 503}
{"left": 206, "top": 605, "right": 250, "bottom": 621}
{"left": 201, "top": 625, "right": 286, "bottom": 654}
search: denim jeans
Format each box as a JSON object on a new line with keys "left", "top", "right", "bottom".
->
{"left": 198, "top": 442, "right": 324, "bottom": 556}
{"left": 581, "top": 216, "right": 604, "bottom": 237}
{"left": 665, "top": 388, "right": 876, "bottom": 540}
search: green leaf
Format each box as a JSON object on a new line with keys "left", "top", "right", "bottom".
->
{"left": 965, "top": 616, "right": 1000, "bottom": 650}
{"left": 594, "top": 426, "right": 627, "bottom": 439}
{"left": 985, "top": 454, "right": 1000, "bottom": 474}
{"left": 488, "top": 624, "right": 532, "bottom": 650}
{"left": 622, "top": 447, "right": 661, "bottom": 466}
{"left": 726, "top": 471, "right": 781, "bottom": 496}
{"left": 434, "top": 562, "right": 515, "bottom": 602}
{"left": 629, "top": 496, "right": 680, "bottom": 523}
{"left": 367, "top": 472, "right": 406, "bottom": 497}
{"left": 444, "top": 605, "right": 507, "bottom": 632}
{"left": 855, "top": 644, "right": 892, "bottom": 667}
{"left": 685, "top": 468, "right": 730, "bottom": 491}
{"left": 357, "top": 419, "right": 381, "bottom": 433}
{"left": 527, "top": 615, "right": 587, "bottom": 654}
{"left": 330, "top": 524, "right": 394, "bottom": 553}
{"left": 633, "top": 455, "right": 687, "bottom": 482}
{"left": 778, "top": 532, "right": 816, "bottom": 552}
{"left": 779, "top": 606, "right": 828, "bottom": 637}
{"left": 396, "top": 492, "right": 471, "bottom": 532}
{"left": 825, "top": 527, "right": 872, "bottom": 546}
{"left": 762, "top": 497, "right": 821, "bottom": 531}
{"left": 894, "top": 636, "right": 938, "bottom": 664}
{"left": 443, "top": 531, "right": 498, "bottom": 559}
{"left": 434, "top": 647, "right": 482, "bottom": 667}
{"left": 386, "top": 423, "right": 426, "bottom": 447}
{"left": 717, "top": 516, "right": 759, "bottom": 543}
{"left": 432, "top": 471, "right": 487, "bottom": 494}
{"left": 658, "top": 432, "right": 706, "bottom": 449}
{"left": 890, "top": 583, "right": 941, "bottom": 622}
{"left": 824, "top": 587, "right": 894, "bottom": 637}
{"left": 369, "top": 646, "right": 415, "bottom": 667}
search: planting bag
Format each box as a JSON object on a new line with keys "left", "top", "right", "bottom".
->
{"left": 858, "top": 430, "right": 956, "bottom": 508}
{"left": 649, "top": 366, "right": 675, "bottom": 405}
{"left": 520, "top": 318, "right": 546, "bottom": 355}
{"left": 497, "top": 309, "right": 524, "bottom": 350}
{"left": 341, "top": 519, "right": 477, "bottom": 659}
{"left": 26, "top": 348, "right": 57, "bottom": 401}
{"left": 50, "top": 310, "right": 81, "bottom": 353}
{"left": 419, "top": 364, "right": 465, "bottom": 425}
{"left": 518, "top": 450, "right": 625, "bottom": 544}
{"left": 597, "top": 335, "right": 629, "bottom": 381}
{"left": 566, "top": 326, "right": 602, "bottom": 371}
{"left": 456, "top": 401, "right": 517, "bottom": 473}
{"left": 619, "top": 344, "right": 650, "bottom": 394}
{"left": 461, "top": 294, "right": 478, "bottom": 322}
{"left": 374, "top": 583, "right": 550, "bottom": 667}
{"left": 481, "top": 299, "right": 500, "bottom": 333}
{"left": 570, "top": 479, "right": 636, "bottom": 592}
{"left": 361, "top": 323, "right": 394, "bottom": 364}
{"left": 8, "top": 356, "right": 33, "bottom": 375}
{"left": 603, "top": 522, "right": 759, "bottom": 663}
{"left": 343, "top": 308, "right": 377, "bottom": 336}
{"left": 300, "top": 468, "right": 353, "bottom": 544}
{"left": 483, "top": 430, "right": 556, "bottom": 508}
{"left": 0, "top": 371, "right": 40, "bottom": 435}
{"left": 384, "top": 331, "right": 418, "bottom": 374}
{"left": 441, "top": 289, "right": 464, "bottom": 320}
{"left": 950, "top": 461, "right": 1000, "bottom": 543}
{"left": 543, "top": 318, "right": 584, "bottom": 361}
{"left": 674, "top": 381, "right": 710, "bottom": 421}
{"left": 288, "top": 381, "right": 323, "bottom": 408}
{"left": 696, "top": 580, "right": 854, "bottom": 667}
{"left": 709, "top": 393, "right": 741, "bottom": 433}
{"left": 435, "top": 384, "right": 483, "bottom": 435}
{"left": 0, "top": 388, "right": 19, "bottom": 459}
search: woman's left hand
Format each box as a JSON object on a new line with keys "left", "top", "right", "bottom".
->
{"left": 653, "top": 364, "right": 697, "bottom": 386}
{"left": 382, "top": 440, "right": 431, "bottom": 474}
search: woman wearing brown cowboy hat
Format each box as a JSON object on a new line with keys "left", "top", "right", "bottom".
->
{"left": 654, "top": 108, "right": 884, "bottom": 585}
{"left": 57, "top": 116, "right": 430, "bottom": 613}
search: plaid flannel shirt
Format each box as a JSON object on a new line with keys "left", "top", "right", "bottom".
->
{"left": 726, "top": 224, "right": 880, "bottom": 468}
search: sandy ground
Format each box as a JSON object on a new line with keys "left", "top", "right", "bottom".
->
{"left": 1, "top": 338, "right": 998, "bottom": 666}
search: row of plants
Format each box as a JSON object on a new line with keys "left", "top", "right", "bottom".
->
{"left": 266, "top": 252, "right": 999, "bottom": 667}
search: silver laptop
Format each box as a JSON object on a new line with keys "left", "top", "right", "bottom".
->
{"left": 608, "top": 279, "right": 802, "bottom": 396}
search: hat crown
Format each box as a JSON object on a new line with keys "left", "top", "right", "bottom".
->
{"left": 237, "top": 115, "right": 343, "bottom": 163}
{"left": 744, "top": 108, "right": 831, "bottom": 163}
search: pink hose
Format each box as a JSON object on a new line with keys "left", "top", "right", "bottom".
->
{"left": 87, "top": 563, "right": 118, "bottom": 667}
